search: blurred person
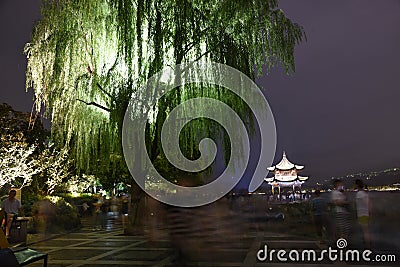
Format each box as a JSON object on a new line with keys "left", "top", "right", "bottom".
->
{"left": 36, "top": 199, "right": 55, "bottom": 237}
{"left": 120, "top": 195, "right": 129, "bottom": 229}
{"left": 312, "top": 190, "right": 328, "bottom": 243}
{"left": 331, "top": 179, "right": 351, "bottom": 239}
{"left": 100, "top": 196, "right": 109, "bottom": 230}
{"left": 110, "top": 196, "right": 119, "bottom": 215}
{"left": 82, "top": 202, "right": 90, "bottom": 216}
{"left": 92, "top": 195, "right": 102, "bottom": 230}
{"left": 354, "top": 179, "right": 371, "bottom": 247}
{"left": 1, "top": 190, "right": 22, "bottom": 238}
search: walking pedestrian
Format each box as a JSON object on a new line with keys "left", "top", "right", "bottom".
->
{"left": 331, "top": 179, "right": 351, "bottom": 239}
{"left": 354, "top": 179, "right": 371, "bottom": 247}
{"left": 312, "top": 190, "right": 328, "bottom": 243}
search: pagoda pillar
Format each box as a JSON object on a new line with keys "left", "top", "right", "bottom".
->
{"left": 293, "top": 184, "right": 295, "bottom": 201}
{"left": 278, "top": 185, "right": 281, "bottom": 200}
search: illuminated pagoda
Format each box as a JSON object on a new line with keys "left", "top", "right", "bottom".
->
{"left": 265, "top": 152, "right": 308, "bottom": 196}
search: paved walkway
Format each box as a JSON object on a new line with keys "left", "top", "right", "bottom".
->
{"left": 24, "top": 211, "right": 398, "bottom": 267}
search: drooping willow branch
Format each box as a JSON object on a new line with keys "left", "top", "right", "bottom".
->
{"left": 25, "top": 0, "right": 306, "bottom": 175}
{"left": 81, "top": 25, "right": 95, "bottom": 75}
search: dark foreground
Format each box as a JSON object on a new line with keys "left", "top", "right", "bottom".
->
{"left": 24, "top": 191, "right": 399, "bottom": 266}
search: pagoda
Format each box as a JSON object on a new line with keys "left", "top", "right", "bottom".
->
{"left": 265, "top": 152, "right": 308, "bottom": 196}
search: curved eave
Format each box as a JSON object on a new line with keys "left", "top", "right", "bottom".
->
{"left": 275, "top": 176, "right": 298, "bottom": 182}
{"left": 298, "top": 176, "right": 309, "bottom": 181}
{"left": 265, "top": 176, "right": 309, "bottom": 183}
{"left": 269, "top": 165, "right": 304, "bottom": 171}
{"left": 268, "top": 180, "right": 305, "bottom": 186}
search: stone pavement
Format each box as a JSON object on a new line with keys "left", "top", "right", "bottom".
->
{"left": 23, "top": 211, "right": 398, "bottom": 267}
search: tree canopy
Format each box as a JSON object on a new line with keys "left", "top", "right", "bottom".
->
{"left": 25, "top": 0, "right": 305, "bottom": 184}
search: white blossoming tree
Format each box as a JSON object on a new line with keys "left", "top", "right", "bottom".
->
{"left": 0, "top": 103, "right": 76, "bottom": 194}
{"left": 0, "top": 143, "right": 42, "bottom": 188}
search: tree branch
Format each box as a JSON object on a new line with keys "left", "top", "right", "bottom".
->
{"left": 96, "top": 82, "right": 116, "bottom": 102}
{"left": 181, "top": 49, "right": 212, "bottom": 75}
{"left": 76, "top": 99, "right": 110, "bottom": 112}
{"left": 183, "top": 26, "right": 211, "bottom": 54}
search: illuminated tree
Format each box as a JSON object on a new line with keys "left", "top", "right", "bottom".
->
{"left": 25, "top": 0, "right": 305, "bottom": 190}
{"left": 0, "top": 103, "right": 46, "bottom": 189}
{"left": 0, "top": 103, "right": 72, "bottom": 193}
{"left": 0, "top": 143, "right": 42, "bottom": 188}
{"left": 64, "top": 174, "right": 97, "bottom": 195}
{"left": 40, "top": 147, "right": 73, "bottom": 194}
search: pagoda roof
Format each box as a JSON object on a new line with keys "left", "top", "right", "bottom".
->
{"left": 267, "top": 151, "right": 304, "bottom": 171}
{"left": 264, "top": 175, "right": 309, "bottom": 183}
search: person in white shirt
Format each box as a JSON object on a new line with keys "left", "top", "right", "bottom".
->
{"left": 354, "top": 179, "right": 371, "bottom": 247}
{"left": 1, "top": 190, "right": 22, "bottom": 238}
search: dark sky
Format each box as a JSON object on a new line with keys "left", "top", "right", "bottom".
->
{"left": 1, "top": 0, "right": 400, "bottom": 182}
{"left": 0, "top": 0, "right": 41, "bottom": 111}
{"left": 258, "top": 0, "right": 400, "bottom": 180}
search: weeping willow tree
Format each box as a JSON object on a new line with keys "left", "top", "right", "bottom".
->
{"left": 25, "top": 0, "right": 305, "bottom": 196}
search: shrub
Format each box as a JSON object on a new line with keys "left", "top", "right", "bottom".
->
{"left": 56, "top": 193, "right": 97, "bottom": 216}
{"left": 21, "top": 191, "right": 43, "bottom": 217}
{"left": 31, "top": 196, "right": 80, "bottom": 233}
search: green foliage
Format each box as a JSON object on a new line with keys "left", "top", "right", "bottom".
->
{"left": 21, "top": 190, "right": 44, "bottom": 217}
{"left": 57, "top": 193, "right": 95, "bottom": 206}
{"left": 152, "top": 151, "right": 203, "bottom": 186}
{"left": 25, "top": 0, "right": 305, "bottom": 184}
{"left": 61, "top": 175, "right": 97, "bottom": 194}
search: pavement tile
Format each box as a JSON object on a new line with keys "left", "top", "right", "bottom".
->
{"left": 50, "top": 248, "right": 106, "bottom": 260}
{"left": 100, "top": 249, "right": 171, "bottom": 261}
{"left": 33, "top": 238, "right": 85, "bottom": 247}
{"left": 184, "top": 249, "right": 248, "bottom": 262}
{"left": 83, "top": 240, "right": 135, "bottom": 247}
{"left": 28, "top": 264, "right": 69, "bottom": 267}
{"left": 139, "top": 240, "right": 173, "bottom": 248}
{"left": 259, "top": 241, "right": 321, "bottom": 249}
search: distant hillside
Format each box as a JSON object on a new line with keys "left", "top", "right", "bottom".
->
{"left": 316, "top": 168, "right": 400, "bottom": 189}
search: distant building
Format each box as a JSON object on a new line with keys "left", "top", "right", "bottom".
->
{"left": 265, "top": 152, "right": 309, "bottom": 197}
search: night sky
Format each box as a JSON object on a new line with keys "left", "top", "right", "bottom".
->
{"left": 1, "top": 0, "right": 400, "bottom": 182}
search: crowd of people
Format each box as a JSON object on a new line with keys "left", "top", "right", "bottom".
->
{"left": 311, "top": 178, "right": 371, "bottom": 247}
{"left": 88, "top": 194, "right": 130, "bottom": 231}
{"left": 0, "top": 190, "right": 130, "bottom": 241}
{"left": 1, "top": 179, "right": 372, "bottom": 248}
